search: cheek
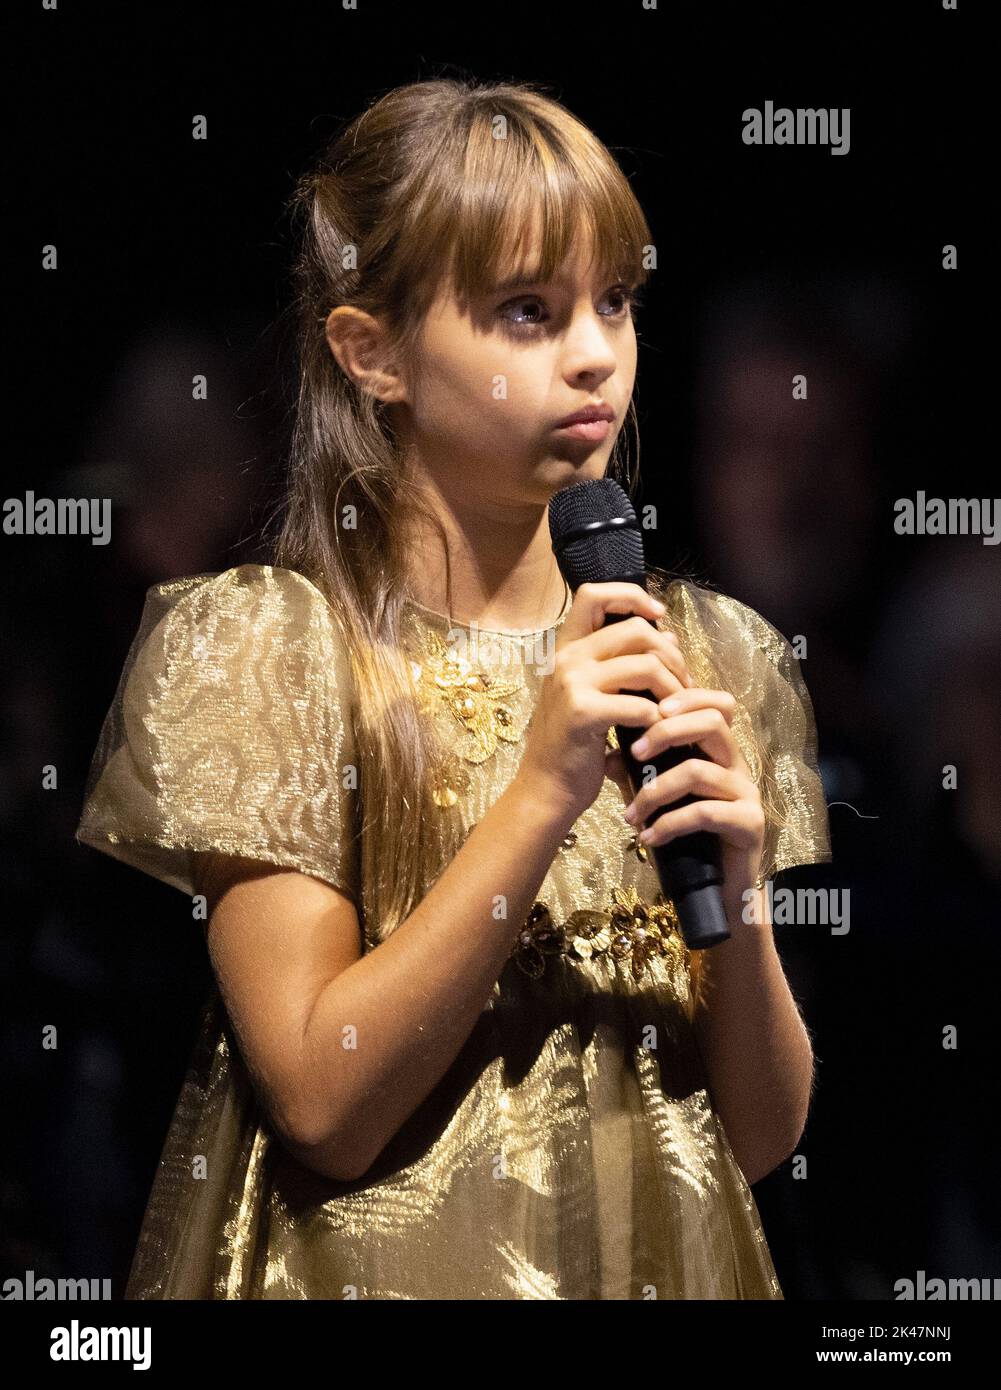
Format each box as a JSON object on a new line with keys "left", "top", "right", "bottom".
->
{"left": 491, "top": 352, "right": 553, "bottom": 424}
{"left": 409, "top": 345, "right": 483, "bottom": 434}
{"left": 406, "top": 369, "right": 529, "bottom": 473}
{"left": 410, "top": 310, "right": 492, "bottom": 420}
{"left": 432, "top": 341, "right": 552, "bottom": 436}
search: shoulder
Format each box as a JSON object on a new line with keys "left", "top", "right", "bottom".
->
{"left": 137, "top": 563, "right": 338, "bottom": 633}
{"left": 653, "top": 575, "right": 831, "bottom": 875}
{"left": 654, "top": 573, "right": 799, "bottom": 687}
{"left": 129, "top": 564, "right": 348, "bottom": 673}
{"left": 120, "top": 563, "right": 357, "bottom": 741}
{"left": 76, "top": 564, "right": 362, "bottom": 897}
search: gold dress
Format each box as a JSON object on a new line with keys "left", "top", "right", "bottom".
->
{"left": 75, "top": 563, "right": 831, "bottom": 1299}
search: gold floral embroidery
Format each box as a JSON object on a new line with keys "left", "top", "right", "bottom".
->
{"left": 629, "top": 831, "right": 651, "bottom": 864}
{"left": 408, "top": 626, "right": 529, "bottom": 805}
{"left": 511, "top": 884, "right": 686, "bottom": 982}
{"left": 410, "top": 629, "right": 527, "bottom": 759}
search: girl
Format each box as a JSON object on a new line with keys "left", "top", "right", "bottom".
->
{"left": 76, "top": 78, "right": 831, "bottom": 1300}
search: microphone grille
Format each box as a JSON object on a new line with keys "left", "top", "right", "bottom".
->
{"left": 548, "top": 478, "right": 646, "bottom": 590}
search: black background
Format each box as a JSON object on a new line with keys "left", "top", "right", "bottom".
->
{"left": 3, "top": 0, "right": 995, "bottom": 1303}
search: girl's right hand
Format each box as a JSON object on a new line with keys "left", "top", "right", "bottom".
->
{"left": 515, "top": 582, "right": 692, "bottom": 827}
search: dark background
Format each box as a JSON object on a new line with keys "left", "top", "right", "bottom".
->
{"left": 3, "top": 0, "right": 996, "bottom": 1299}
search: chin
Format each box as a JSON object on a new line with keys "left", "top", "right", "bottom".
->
{"left": 548, "top": 447, "right": 609, "bottom": 473}
{"left": 529, "top": 460, "right": 605, "bottom": 509}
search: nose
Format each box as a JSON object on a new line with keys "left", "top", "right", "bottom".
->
{"left": 559, "top": 303, "right": 619, "bottom": 385}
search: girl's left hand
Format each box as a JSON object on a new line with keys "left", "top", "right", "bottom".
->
{"left": 620, "top": 688, "right": 766, "bottom": 920}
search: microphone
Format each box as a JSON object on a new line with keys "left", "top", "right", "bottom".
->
{"left": 548, "top": 477, "right": 730, "bottom": 950}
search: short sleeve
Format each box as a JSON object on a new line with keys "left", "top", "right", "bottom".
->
{"left": 660, "top": 578, "right": 833, "bottom": 882}
{"left": 74, "top": 564, "right": 361, "bottom": 903}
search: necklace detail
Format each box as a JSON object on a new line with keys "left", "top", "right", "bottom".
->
{"left": 409, "top": 578, "right": 572, "bottom": 635}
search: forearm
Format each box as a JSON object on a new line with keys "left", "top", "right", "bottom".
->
{"left": 288, "top": 772, "right": 571, "bottom": 1179}
{"left": 692, "top": 886, "right": 814, "bottom": 1185}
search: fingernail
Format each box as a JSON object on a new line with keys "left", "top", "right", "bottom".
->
{"left": 660, "top": 696, "right": 682, "bottom": 714}
{"left": 651, "top": 598, "right": 666, "bottom": 612}
{"left": 631, "top": 736, "right": 649, "bottom": 757}
{"left": 623, "top": 802, "right": 637, "bottom": 823}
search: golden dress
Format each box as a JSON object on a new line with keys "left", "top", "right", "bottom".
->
{"left": 74, "top": 563, "right": 831, "bottom": 1299}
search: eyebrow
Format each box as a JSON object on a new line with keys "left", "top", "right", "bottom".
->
{"left": 489, "top": 270, "right": 552, "bottom": 293}
{"left": 488, "top": 266, "right": 627, "bottom": 295}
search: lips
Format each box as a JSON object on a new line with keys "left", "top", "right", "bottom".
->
{"left": 555, "top": 403, "right": 615, "bottom": 428}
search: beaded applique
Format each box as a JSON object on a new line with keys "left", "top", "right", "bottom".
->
{"left": 408, "top": 623, "right": 530, "bottom": 806}
{"left": 510, "top": 884, "right": 686, "bottom": 982}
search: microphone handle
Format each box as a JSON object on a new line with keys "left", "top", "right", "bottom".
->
{"left": 604, "top": 610, "right": 731, "bottom": 950}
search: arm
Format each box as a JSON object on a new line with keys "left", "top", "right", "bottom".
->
{"left": 199, "top": 770, "right": 570, "bottom": 1182}
{"left": 621, "top": 678, "right": 817, "bottom": 1187}
{"left": 691, "top": 884, "right": 815, "bottom": 1185}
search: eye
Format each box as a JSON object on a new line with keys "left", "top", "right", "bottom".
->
{"left": 498, "top": 295, "right": 549, "bottom": 331}
{"left": 612, "top": 284, "right": 645, "bottom": 317}
{"left": 497, "top": 284, "right": 644, "bottom": 335}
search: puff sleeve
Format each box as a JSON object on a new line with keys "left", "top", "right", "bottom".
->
{"left": 74, "top": 564, "right": 361, "bottom": 903}
{"left": 664, "top": 579, "right": 833, "bottom": 882}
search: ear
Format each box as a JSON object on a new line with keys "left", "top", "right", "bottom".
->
{"left": 325, "top": 305, "right": 407, "bottom": 404}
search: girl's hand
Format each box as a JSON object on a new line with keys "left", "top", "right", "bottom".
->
{"left": 621, "top": 688, "right": 766, "bottom": 919}
{"left": 516, "top": 582, "right": 691, "bottom": 826}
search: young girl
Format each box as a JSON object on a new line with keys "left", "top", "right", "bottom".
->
{"left": 75, "top": 78, "right": 831, "bottom": 1300}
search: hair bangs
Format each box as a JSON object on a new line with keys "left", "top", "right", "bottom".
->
{"left": 431, "top": 102, "right": 653, "bottom": 308}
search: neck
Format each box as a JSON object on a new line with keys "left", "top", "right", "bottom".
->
{"left": 405, "top": 473, "right": 568, "bottom": 630}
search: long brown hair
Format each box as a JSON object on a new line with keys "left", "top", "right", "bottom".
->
{"left": 269, "top": 79, "right": 657, "bottom": 940}
{"left": 269, "top": 78, "right": 761, "bottom": 1016}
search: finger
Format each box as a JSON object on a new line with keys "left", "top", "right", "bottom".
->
{"left": 657, "top": 688, "right": 737, "bottom": 724}
{"left": 654, "top": 622, "right": 696, "bottom": 689}
{"left": 582, "top": 617, "right": 692, "bottom": 690}
{"left": 590, "top": 652, "right": 687, "bottom": 703}
{"left": 636, "top": 797, "right": 766, "bottom": 850}
{"left": 624, "top": 758, "right": 753, "bottom": 824}
{"left": 559, "top": 582, "right": 666, "bottom": 645}
{"left": 628, "top": 701, "right": 740, "bottom": 768}
{"left": 592, "top": 691, "right": 665, "bottom": 730}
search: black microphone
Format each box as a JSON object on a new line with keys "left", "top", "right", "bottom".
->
{"left": 548, "top": 477, "right": 730, "bottom": 950}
